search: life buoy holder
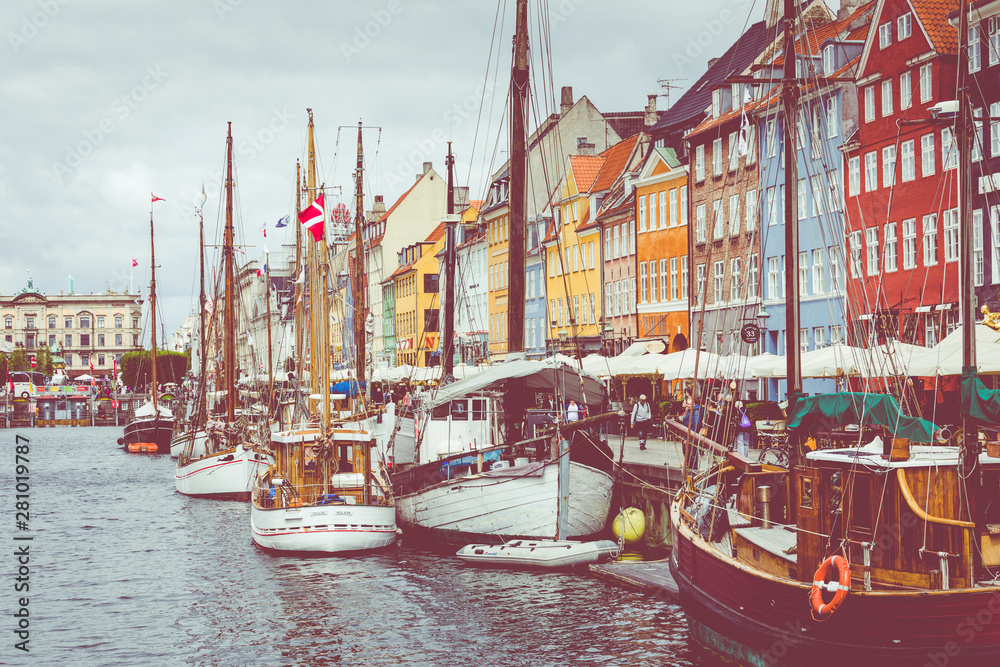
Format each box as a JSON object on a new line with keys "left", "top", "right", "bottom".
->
{"left": 809, "top": 555, "right": 851, "bottom": 620}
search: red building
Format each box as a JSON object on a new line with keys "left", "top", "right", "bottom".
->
{"left": 843, "top": 0, "right": 960, "bottom": 345}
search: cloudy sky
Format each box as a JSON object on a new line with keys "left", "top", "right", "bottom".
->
{"left": 1, "top": 0, "right": 766, "bottom": 339}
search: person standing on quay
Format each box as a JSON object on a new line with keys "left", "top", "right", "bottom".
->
{"left": 631, "top": 394, "right": 652, "bottom": 450}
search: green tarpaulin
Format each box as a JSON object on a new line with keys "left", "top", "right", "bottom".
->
{"left": 785, "top": 392, "right": 940, "bottom": 443}
{"left": 961, "top": 368, "right": 1000, "bottom": 427}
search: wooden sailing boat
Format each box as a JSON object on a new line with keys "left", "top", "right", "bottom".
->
{"left": 120, "top": 194, "right": 174, "bottom": 453}
{"left": 669, "top": 1, "right": 1000, "bottom": 663}
{"left": 175, "top": 122, "right": 271, "bottom": 500}
{"left": 390, "top": 0, "right": 614, "bottom": 545}
{"left": 250, "top": 110, "right": 396, "bottom": 554}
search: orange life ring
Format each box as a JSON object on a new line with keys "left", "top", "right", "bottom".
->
{"left": 809, "top": 555, "right": 851, "bottom": 620}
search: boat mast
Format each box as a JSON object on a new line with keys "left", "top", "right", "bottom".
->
{"left": 305, "top": 110, "right": 328, "bottom": 425}
{"left": 149, "top": 209, "right": 159, "bottom": 413}
{"left": 294, "top": 160, "right": 304, "bottom": 381}
{"left": 224, "top": 122, "right": 236, "bottom": 424}
{"left": 265, "top": 246, "right": 273, "bottom": 409}
{"left": 198, "top": 192, "right": 207, "bottom": 426}
{"left": 353, "top": 120, "right": 367, "bottom": 399}
{"left": 508, "top": 0, "right": 528, "bottom": 354}
{"left": 781, "top": 0, "right": 801, "bottom": 399}
{"left": 443, "top": 141, "right": 456, "bottom": 378}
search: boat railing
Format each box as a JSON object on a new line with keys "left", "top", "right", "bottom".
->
{"left": 252, "top": 475, "right": 377, "bottom": 509}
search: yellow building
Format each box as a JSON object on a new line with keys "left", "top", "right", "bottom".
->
{"left": 481, "top": 174, "right": 510, "bottom": 361}
{"left": 390, "top": 222, "right": 446, "bottom": 367}
{"left": 543, "top": 135, "right": 644, "bottom": 355}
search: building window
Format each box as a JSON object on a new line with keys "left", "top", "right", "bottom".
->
{"left": 881, "top": 80, "right": 893, "bottom": 117}
{"left": 848, "top": 156, "right": 860, "bottom": 196}
{"left": 767, "top": 257, "right": 781, "bottom": 300}
{"left": 3, "top": 316, "right": 10, "bottom": 329}
{"left": 882, "top": 145, "right": 896, "bottom": 188}
{"left": 589, "top": 241, "right": 595, "bottom": 269}
{"left": 829, "top": 245, "right": 843, "bottom": 289}
{"left": 639, "top": 262, "right": 647, "bottom": 302}
{"left": 811, "top": 176, "right": 824, "bottom": 216}
{"left": 746, "top": 189, "right": 757, "bottom": 231}
{"left": 728, "top": 131, "right": 738, "bottom": 171}
{"left": 902, "top": 218, "right": 917, "bottom": 270}
{"left": 97, "top": 334, "right": 105, "bottom": 346}
{"left": 48, "top": 316, "right": 56, "bottom": 329}
{"left": 748, "top": 255, "right": 759, "bottom": 299}
{"left": 80, "top": 317, "right": 90, "bottom": 328}
{"left": 712, "top": 88, "right": 721, "bottom": 118}
{"left": 969, "top": 26, "right": 981, "bottom": 72}
{"left": 900, "top": 71, "right": 912, "bottom": 110}
{"left": 798, "top": 178, "right": 807, "bottom": 220}
{"left": 864, "top": 151, "right": 878, "bottom": 191}
{"left": 923, "top": 213, "right": 938, "bottom": 266}
{"left": 849, "top": 231, "right": 863, "bottom": 277}
{"left": 898, "top": 13, "right": 911, "bottom": 39}
{"left": 921, "top": 133, "right": 936, "bottom": 176}
{"left": 682, "top": 257, "right": 689, "bottom": 298}
{"left": 650, "top": 261, "right": 659, "bottom": 302}
{"left": 865, "top": 230, "right": 885, "bottom": 278}
{"left": 115, "top": 315, "right": 123, "bottom": 328}
{"left": 713, "top": 200, "right": 724, "bottom": 239}
{"left": 823, "top": 44, "right": 835, "bottom": 76}
{"left": 638, "top": 195, "right": 647, "bottom": 231}
{"left": 713, "top": 137, "right": 723, "bottom": 176}
{"left": 97, "top": 316, "right": 105, "bottom": 328}
{"left": 81, "top": 353, "right": 89, "bottom": 366}
{"left": 864, "top": 86, "right": 875, "bottom": 122}
{"left": 696, "top": 264, "right": 706, "bottom": 304}
{"left": 696, "top": 204, "right": 706, "bottom": 243}
{"left": 714, "top": 261, "right": 725, "bottom": 303}
{"left": 879, "top": 22, "right": 891, "bottom": 49}
{"left": 798, "top": 251, "right": 809, "bottom": 295}
{"left": 884, "top": 222, "right": 898, "bottom": 272}
{"left": 991, "top": 20, "right": 1000, "bottom": 66}
{"left": 973, "top": 107, "right": 984, "bottom": 162}
{"left": 729, "top": 194, "right": 740, "bottom": 235}
{"left": 133, "top": 334, "right": 139, "bottom": 346}
{"left": 98, "top": 354, "right": 105, "bottom": 366}
{"left": 826, "top": 97, "right": 838, "bottom": 138}
{"left": 827, "top": 170, "right": 842, "bottom": 211}
{"left": 766, "top": 119, "right": 777, "bottom": 156}
{"left": 660, "top": 258, "right": 668, "bottom": 303}
{"left": 942, "top": 127, "right": 958, "bottom": 170}
{"left": 919, "top": 63, "right": 932, "bottom": 103}
{"left": 670, "top": 258, "right": 679, "bottom": 300}
{"left": 767, "top": 187, "right": 777, "bottom": 226}
{"left": 695, "top": 144, "right": 705, "bottom": 181}
{"left": 991, "top": 102, "right": 1000, "bottom": 157}
{"left": 943, "top": 208, "right": 959, "bottom": 262}
{"left": 730, "top": 258, "right": 741, "bottom": 302}
{"left": 680, "top": 186, "right": 688, "bottom": 225}
{"left": 901, "top": 140, "right": 915, "bottom": 181}
{"left": 659, "top": 190, "right": 666, "bottom": 228}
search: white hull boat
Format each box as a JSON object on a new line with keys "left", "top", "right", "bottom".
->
{"left": 170, "top": 430, "right": 204, "bottom": 458}
{"left": 251, "top": 501, "right": 397, "bottom": 554}
{"left": 175, "top": 441, "right": 271, "bottom": 500}
{"left": 394, "top": 458, "right": 613, "bottom": 544}
{"left": 456, "top": 539, "right": 619, "bottom": 568}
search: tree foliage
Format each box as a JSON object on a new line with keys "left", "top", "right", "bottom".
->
{"left": 9, "top": 348, "right": 28, "bottom": 372}
{"left": 120, "top": 349, "right": 189, "bottom": 389}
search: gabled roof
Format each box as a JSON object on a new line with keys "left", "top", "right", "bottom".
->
{"left": 595, "top": 188, "right": 636, "bottom": 224}
{"left": 567, "top": 155, "right": 605, "bottom": 194}
{"left": 591, "top": 134, "right": 641, "bottom": 192}
{"left": 912, "top": 0, "right": 960, "bottom": 53}
{"left": 422, "top": 221, "right": 447, "bottom": 244}
{"left": 650, "top": 17, "right": 780, "bottom": 138}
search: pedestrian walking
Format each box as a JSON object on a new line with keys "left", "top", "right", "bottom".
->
{"left": 631, "top": 394, "right": 653, "bottom": 450}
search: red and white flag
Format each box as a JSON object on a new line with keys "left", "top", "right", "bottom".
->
{"left": 204, "top": 295, "right": 214, "bottom": 314}
{"left": 151, "top": 193, "right": 165, "bottom": 203}
{"left": 298, "top": 194, "right": 325, "bottom": 242}
{"left": 131, "top": 258, "right": 139, "bottom": 267}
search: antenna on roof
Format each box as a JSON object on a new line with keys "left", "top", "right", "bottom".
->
{"left": 656, "top": 78, "right": 687, "bottom": 109}
{"left": 657, "top": 78, "right": 687, "bottom": 110}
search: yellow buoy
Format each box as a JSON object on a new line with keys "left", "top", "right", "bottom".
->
{"left": 612, "top": 507, "right": 646, "bottom": 544}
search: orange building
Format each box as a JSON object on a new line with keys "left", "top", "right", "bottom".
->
{"left": 633, "top": 147, "right": 690, "bottom": 351}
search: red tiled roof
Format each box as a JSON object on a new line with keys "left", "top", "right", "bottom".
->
{"left": 376, "top": 174, "right": 424, "bottom": 223}
{"left": 591, "top": 134, "right": 640, "bottom": 193}
{"left": 568, "top": 155, "right": 605, "bottom": 194}
{"left": 846, "top": 22, "right": 870, "bottom": 41}
{"left": 911, "top": 0, "right": 960, "bottom": 54}
{"left": 389, "top": 259, "right": 416, "bottom": 279}
{"left": 423, "top": 221, "right": 447, "bottom": 244}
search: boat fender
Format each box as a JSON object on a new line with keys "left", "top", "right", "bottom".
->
{"left": 809, "top": 555, "right": 851, "bottom": 621}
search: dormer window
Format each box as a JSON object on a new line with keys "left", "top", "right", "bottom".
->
{"left": 731, "top": 83, "right": 741, "bottom": 108}
{"left": 712, "top": 88, "right": 721, "bottom": 119}
{"left": 879, "top": 22, "right": 891, "bottom": 49}
{"left": 823, "top": 44, "right": 835, "bottom": 76}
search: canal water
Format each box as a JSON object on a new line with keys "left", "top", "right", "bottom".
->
{"left": 2, "top": 427, "right": 720, "bottom": 666}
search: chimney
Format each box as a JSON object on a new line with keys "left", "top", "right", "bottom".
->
{"left": 560, "top": 86, "right": 574, "bottom": 116}
{"left": 454, "top": 186, "right": 470, "bottom": 209}
{"left": 423, "top": 162, "right": 433, "bottom": 175}
{"left": 372, "top": 195, "right": 386, "bottom": 217}
{"left": 707, "top": 57, "right": 720, "bottom": 69}
{"left": 837, "top": 0, "right": 862, "bottom": 20}
{"left": 576, "top": 136, "right": 595, "bottom": 156}
{"left": 644, "top": 92, "right": 658, "bottom": 128}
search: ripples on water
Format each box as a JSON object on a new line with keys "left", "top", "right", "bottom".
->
{"left": 1, "top": 427, "right": 720, "bottom": 666}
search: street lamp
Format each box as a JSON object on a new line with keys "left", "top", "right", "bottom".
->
{"left": 601, "top": 320, "right": 614, "bottom": 355}
{"left": 756, "top": 305, "right": 770, "bottom": 401}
